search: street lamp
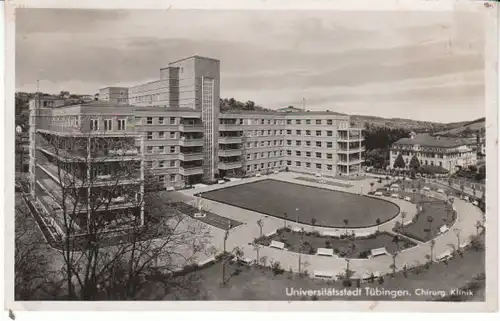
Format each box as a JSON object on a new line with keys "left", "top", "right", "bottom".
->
{"left": 222, "top": 220, "right": 232, "bottom": 285}
{"left": 257, "top": 219, "right": 263, "bottom": 237}
{"left": 295, "top": 207, "right": 299, "bottom": 224}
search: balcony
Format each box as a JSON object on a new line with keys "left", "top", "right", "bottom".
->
{"left": 178, "top": 153, "right": 204, "bottom": 161}
{"left": 218, "top": 149, "right": 242, "bottom": 157}
{"left": 218, "top": 161, "right": 242, "bottom": 170}
{"left": 179, "top": 167, "right": 204, "bottom": 176}
{"left": 179, "top": 138, "right": 204, "bottom": 147}
{"left": 179, "top": 124, "right": 204, "bottom": 132}
{"left": 219, "top": 124, "right": 241, "bottom": 131}
{"left": 219, "top": 136, "right": 242, "bottom": 144}
{"left": 337, "top": 146, "right": 365, "bottom": 154}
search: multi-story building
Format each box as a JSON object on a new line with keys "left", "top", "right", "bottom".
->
{"left": 390, "top": 132, "right": 477, "bottom": 172}
{"left": 29, "top": 98, "right": 145, "bottom": 237}
{"left": 98, "top": 87, "right": 129, "bottom": 104}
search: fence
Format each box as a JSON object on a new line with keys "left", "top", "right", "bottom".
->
{"left": 437, "top": 177, "right": 485, "bottom": 192}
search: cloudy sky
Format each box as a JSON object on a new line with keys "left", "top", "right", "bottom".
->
{"left": 16, "top": 9, "right": 486, "bottom": 122}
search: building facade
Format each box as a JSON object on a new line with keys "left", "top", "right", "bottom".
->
{"left": 390, "top": 132, "right": 477, "bottom": 172}
{"left": 29, "top": 99, "right": 145, "bottom": 237}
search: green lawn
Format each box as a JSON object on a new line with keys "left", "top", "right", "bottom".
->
{"left": 199, "top": 179, "right": 400, "bottom": 228}
{"left": 138, "top": 236, "right": 485, "bottom": 301}
{"left": 257, "top": 229, "right": 416, "bottom": 258}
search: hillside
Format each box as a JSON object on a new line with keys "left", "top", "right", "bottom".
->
{"left": 350, "top": 114, "right": 446, "bottom": 131}
{"left": 432, "top": 117, "right": 485, "bottom": 137}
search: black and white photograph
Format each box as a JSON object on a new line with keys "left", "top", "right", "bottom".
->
{"left": 3, "top": 0, "right": 498, "bottom": 313}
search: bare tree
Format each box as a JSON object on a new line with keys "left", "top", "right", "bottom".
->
{"left": 30, "top": 131, "right": 211, "bottom": 300}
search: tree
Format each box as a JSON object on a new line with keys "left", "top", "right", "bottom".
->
{"left": 343, "top": 219, "right": 349, "bottom": 236}
{"left": 283, "top": 212, "right": 288, "bottom": 229}
{"left": 408, "top": 156, "right": 420, "bottom": 171}
{"left": 375, "top": 218, "right": 381, "bottom": 232}
{"left": 430, "top": 239, "right": 436, "bottom": 263}
{"left": 390, "top": 252, "right": 398, "bottom": 276}
{"left": 14, "top": 197, "right": 53, "bottom": 299}
{"left": 393, "top": 153, "right": 406, "bottom": 169}
{"left": 26, "top": 131, "right": 211, "bottom": 300}
{"left": 400, "top": 212, "right": 407, "bottom": 233}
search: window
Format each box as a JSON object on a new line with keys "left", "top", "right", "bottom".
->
{"left": 170, "top": 117, "right": 176, "bottom": 124}
{"left": 261, "top": 130, "right": 265, "bottom": 136}
{"left": 327, "top": 164, "right": 333, "bottom": 170}
{"left": 306, "top": 119, "right": 311, "bottom": 124}
{"left": 247, "top": 142, "right": 251, "bottom": 148}
{"left": 170, "top": 132, "right": 176, "bottom": 139}
{"left": 316, "top": 152, "right": 322, "bottom": 158}
{"left": 327, "top": 131, "right": 333, "bottom": 136}
{"left": 170, "top": 160, "right": 176, "bottom": 167}
{"left": 439, "top": 161, "right": 443, "bottom": 167}
{"left": 254, "top": 142, "right": 258, "bottom": 147}
{"left": 261, "top": 152, "right": 265, "bottom": 157}
{"left": 170, "top": 146, "right": 176, "bottom": 153}
{"left": 316, "top": 141, "right": 322, "bottom": 147}
{"left": 316, "top": 130, "right": 321, "bottom": 136}
{"left": 306, "top": 162, "right": 311, "bottom": 168}
{"left": 327, "top": 120, "right": 333, "bottom": 125}
{"left": 254, "top": 164, "right": 258, "bottom": 169}
{"left": 239, "top": 119, "right": 244, "bottom": 125}
{"left": 306, "top": 151, "right": 311, "bottom": 157}
{"left": 135, "top": 117, "right": 142, "bottom": 125}
{"left": 296, "top": 120, "right": 301, "bottom": 125}
{"left": 268, "top": 120, "right": 271, "bottom": 125}
{"left": 117, "top": 118, "right": 126, "bottom": 131}
{"left": 268, "top": 152, "right": 272, "bottom": 157}
{"left": 287, "top": 150, "right": 292, "bottom": 156}
{"left": 261, "top": 119, "right": 265, "bottom": 125}
{"left": 267, "top": 141, "right": 271, "bottom": 146}
{"left": 159, "top": 175, "right": 165, "bottom": 182}
{"left": 260, "top": 141, "right": 265, "bottom": 147}
{"left": 295, "top": 151, "right": 301, "bottom": 157}
{"left": 158, "top": 131, "right": 165, "bottom": 139}
{"left": 147, "top": 146, "right": 154, "bottom": 154}
{"left": 327, "top": 142, "right": 333, "bottom": 148}
{"left": 267, "top": 163, "right": 271, "bottom": 168}
{"left": 158, "top": 146, "right": 165, "bottom": 153}
{"left": 287, "top": 130, "right": 292, "bottom": 135}
{"left": 90, "top": 119, "right": 99, "bottom": 130}
{"left": 104, "top": 119, "right": 112, "bottom": 131}
{"left": 247, "top": 154, "right": 251, "bottom": 160}
{"left": 261, "top": 163, "right": 265, "bottom": 169}
{"left": 316, "top": 119, "right": 321, "bottom": 125}
{"left": 296, "top": 140, "right": 301, "bottom": 146}
{"left": 147, "top": 117, "right": 153, "bottom": 125}
{"left": 287, "top": 160, "right": 292, "bottom": 165}
{"left": 287, "top": 120, "right": 292, "bottom": 125}
{"left": 146, "top": 161, "right": 153, "bottom": 168}
{"left": 158, "top": 160, "right": 165, "bottom": 168}
{"left": 287, "top": 140, "right": 292, "bottom": 146}
{"left": 296, "top": 130, "right": 301, "bottom": 135}
{"left": 158, "top": 117, "right": 164, "bottom": 124}
{"left": 247, "top": 165, "right": 251, "bottom": 171}
{"left": 296, "top": 161, "right": 301, "bottom": 166}
{"left": 327, "top": 153, "right": 332, "bottom": 159}
{"left": 147, "top": 132, "right": 153, "bottom": 140}
{"left": 306, "top": 141, "right": 311, "bottom": 146}
{"left": 170, "top": 174, "right": 176, "bottom": 182}
{"left": 316, "top": 163, "right": 322, "bottom": 169}
{"left": 306, "top": 130, "right": 311, "bottom": 136}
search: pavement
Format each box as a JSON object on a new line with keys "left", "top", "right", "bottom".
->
{"left": 178, "top": 172, "right": 484, "bottom": 278}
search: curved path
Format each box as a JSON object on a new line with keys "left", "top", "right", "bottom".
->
{"left": 179, "top": 172, "right": 483, "bottom": 278}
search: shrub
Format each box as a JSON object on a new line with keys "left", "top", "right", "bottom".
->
{"left": 309, "top": 248, "right": 316, "bottom": 255}
{"left": 271, "top": 261, "right": 284, "bottom": 275}
{"left": 342, "top": 279, "right": 352, "bottom": 287}
{"left": 378, "top": 276, "right": 384, "bottom": 284}
{"left": 333, "top": 248, "right": 340, "bottom": 254}
{"left": 358, "top": 251, "right": 370, "bottom": 259}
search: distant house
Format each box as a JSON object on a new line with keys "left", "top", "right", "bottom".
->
{"left": 390, "top": 132, "right": 476, "bottom": 172}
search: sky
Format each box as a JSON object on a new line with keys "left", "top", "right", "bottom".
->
{"left": 15, "top": 9, "right": 487, "bottom": 122}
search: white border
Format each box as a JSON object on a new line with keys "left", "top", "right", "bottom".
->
{"left": 2, "top": 0, "right": 499, "bottom": 314}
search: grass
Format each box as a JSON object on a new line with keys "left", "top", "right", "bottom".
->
{"left": 256, "top": 229, "right": 416, "bottom": 258}
{"left": 170, "top": 202, "right": 243, "bottom": 230}
{"left": 199, "top": 179, "right": 400, "bottom": 228}
{"left": 137, "top": 235, "right": 486, "bottom": 301}
{"left": 294, "top": 176, "right": 353, "bottom": 188}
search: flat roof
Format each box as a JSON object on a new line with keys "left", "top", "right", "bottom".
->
{"left": 168, "top": 55, "right": 220, "bottom": 65}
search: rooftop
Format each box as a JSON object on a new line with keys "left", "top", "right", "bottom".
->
{"left": 393, "top": 134, "right": 469, "bottom": 148}
{"left": 168, "top": 55, "right": 220, "bottom": 65}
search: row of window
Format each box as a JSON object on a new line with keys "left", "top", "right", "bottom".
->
{"left": 90, "top": 118, "right": 127, "bottom": 131}
{"left": 286, "top": 129, "right": 333, "bottom": 136}
{"left": 245, "top": 129, "right": 284, "bottom": 136}
{"left": 146, "top": 132, "right": 177, "bottom": 140}
{"left": 286, "top": 140, "right": 334, "bottom": 148}
{"left": 246, "top": 151, "right": 284, "bottom": 160}
{"left": 146, "top": 146, "right": 177, "bottom": 154}
{"left": 246, "top": 161, "right": 284, "bottom": 171}
{"left": 392, "top": 151, "right": 469, "bottom": 159}
{"left": 286, "top": 160, "right": 334, "bottom": 170}
{"left": 245, "top": 140, "right": 284, "bottom": 148}
{"left": 145, "top": 160, "right": 177, "bottom": 168}
{"left": 286, "top": 150, "right": 333, "bottom": 159}
{"left": 137, "top": 117, "right": 177, "bottom": 125}
{"left": 157, "top": 174, "right": 177, "bottom": 182}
